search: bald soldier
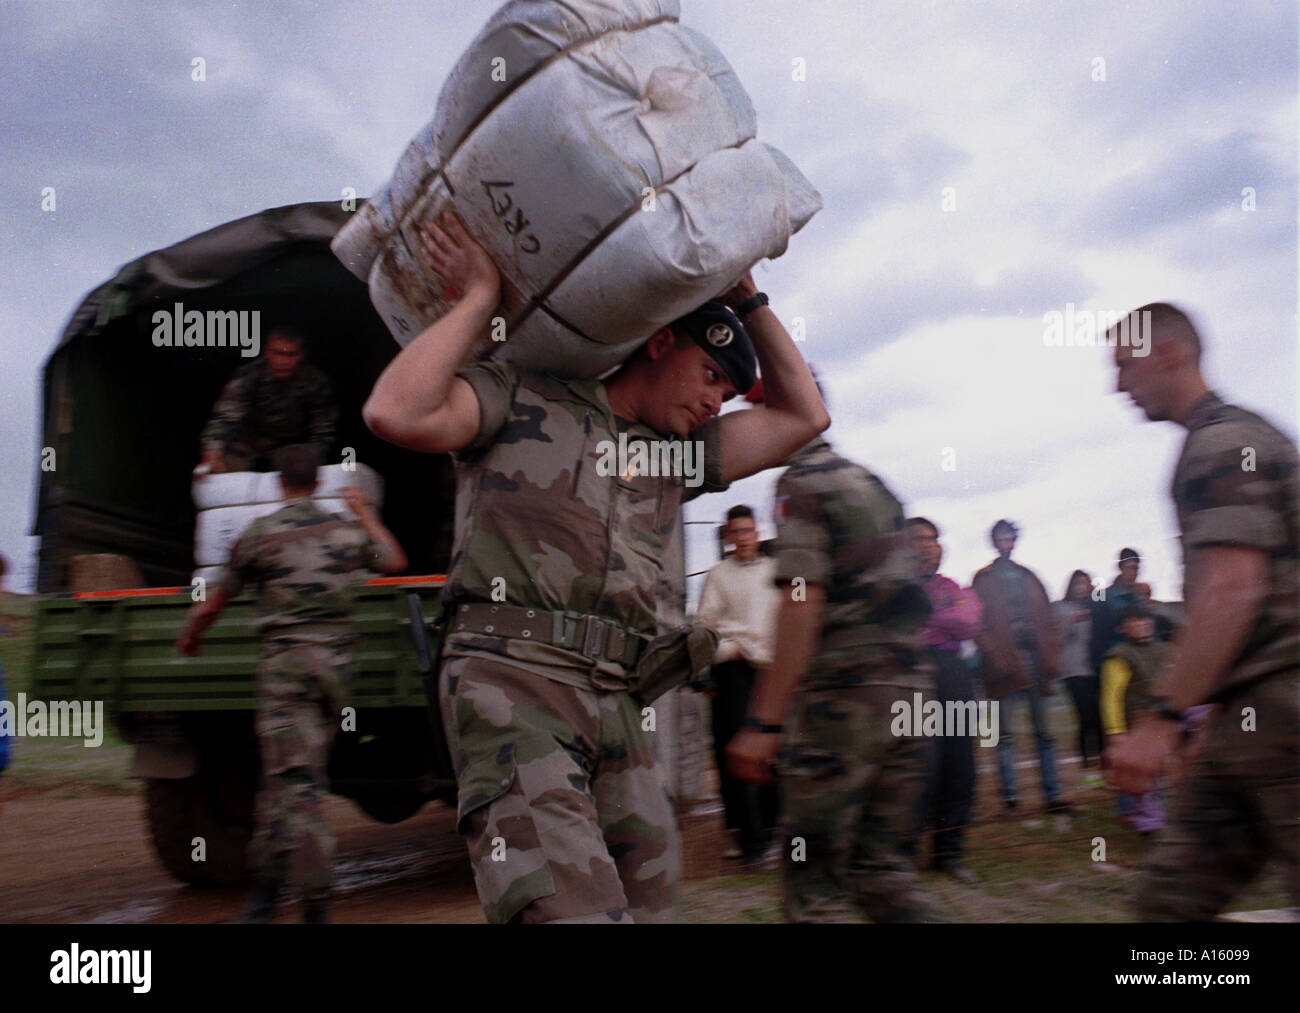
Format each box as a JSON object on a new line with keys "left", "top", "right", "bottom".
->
{"left": 1106, "top": 303, "right": 1298, "bottom": 920}
{"left": 363, "top": 211, "right": 828, "bottom": 923}
{"left": 178, "top": 444, "right": 406, "bottom": 922}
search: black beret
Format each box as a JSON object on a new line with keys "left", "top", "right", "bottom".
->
{"left": 671, "top": 301, "right": 758, "bottom": 397}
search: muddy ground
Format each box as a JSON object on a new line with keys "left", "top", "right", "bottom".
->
{"left": 0, "top": 756, "right": 1289, "bottom": 923}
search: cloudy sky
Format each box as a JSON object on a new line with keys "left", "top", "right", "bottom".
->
{"left": 2, "top": 0, "right": 1295, "bottom": 602}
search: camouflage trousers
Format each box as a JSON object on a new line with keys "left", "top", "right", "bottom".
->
{"left": 778, "top": 671, "right": 937, "bottom": 923}
{"left": 251, "top": 640, "right": 349, "bottom": 901}
{"left": 440, "top": 653, "right": 680, "bottom": 924}
{"left": 1137, "top": 669, "right": 1299, "bottom": 920}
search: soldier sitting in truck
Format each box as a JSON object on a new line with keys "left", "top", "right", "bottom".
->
{"left": 195, "top": 326, "right": 337, "bottom": 477}
{"left": 176, "top": 444, "right": 407, "bottom": 922}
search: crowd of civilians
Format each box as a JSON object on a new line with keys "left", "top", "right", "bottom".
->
{"left": 694, "top": 511, "right": 1187, "bottom": 881}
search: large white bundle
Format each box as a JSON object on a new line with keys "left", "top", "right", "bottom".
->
{"left": 191, "top": 465, "right": 384, "bottom": 570}
{"left": 331, "top": 0, "right": 821, "bottom": 378}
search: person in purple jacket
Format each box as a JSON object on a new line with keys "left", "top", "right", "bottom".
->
{"left": 901, "top": 518, "right": 984, "bottom": 883}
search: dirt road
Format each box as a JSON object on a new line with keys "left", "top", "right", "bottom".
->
{"left": 0, "top": 787, "right": 487, "bottom": 923}
{"left": 0, "top": 786, "right": 746, "bottom": 924}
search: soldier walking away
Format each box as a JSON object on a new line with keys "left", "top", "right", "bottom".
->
{"left": 196, "top": 326, "right": 337, "bottom": 476}
{"left": 1105, "top": 303, "right": 1298, "bottom": 920}
{"left": 176, "top": 444, "right": 406, "bottom": 923}
{"left": 971, "top": 520, "right": 1069, "bottom": 817}
{"left": 361, "top": 210, "right": 827, "bottom": 923}
{"left": 726, "top": 417, "right": 940, "bottom": 923}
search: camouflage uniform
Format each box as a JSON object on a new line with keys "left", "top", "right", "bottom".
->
{"left": 201, "top": 358, "right": 337, "bottom": 471}
{"left": 217, "top": 498, "right": 388, "bottom": 902}
{"left": 1137, "top": 391, "right": 1299, "bottom": 919}
{"left": 771, "top": 436, "right": 936, "bottom": 922}
{"left": 441, "top": 361, "right": 727, "bottom": 923}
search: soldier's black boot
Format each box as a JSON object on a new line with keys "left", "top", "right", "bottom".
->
{"left": 301, "top": 895, "right": 330, "bottom": 924}
{"left": 235, "top": 879, "right": 283, "bottom": 924}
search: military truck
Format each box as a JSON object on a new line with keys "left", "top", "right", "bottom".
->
{"left": 29, "top": 202, "right": 464, "bottom": 886}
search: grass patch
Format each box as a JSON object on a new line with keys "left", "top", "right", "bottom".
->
{"left": 2, "top": 594, "right": 136, "bottom": 794}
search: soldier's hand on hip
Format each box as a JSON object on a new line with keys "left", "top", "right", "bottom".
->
{"left": 418, "top": 210, "right": 501, "bottom": 306}
{"left": 727, "top": 729, "right": 780, "bottom": 785}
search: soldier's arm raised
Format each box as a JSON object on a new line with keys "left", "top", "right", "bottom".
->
{"left": 363, "top": 212, "right": 500, "bottom": 454}
{"left": 712, "top": 276, "right": 829, "bottom": 484}
{"left": 342, "top": 486, "right": 408, "bottom": 574}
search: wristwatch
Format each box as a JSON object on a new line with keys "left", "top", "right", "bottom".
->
{"left": 741, "top": 716, "right": 783, "bottom": 734}
{"left": 736, "top": 291, "right": 770, "bottom": 319}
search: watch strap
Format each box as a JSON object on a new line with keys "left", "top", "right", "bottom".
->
{"left": 736, "top": 291, "right": 769, "bottom": 319}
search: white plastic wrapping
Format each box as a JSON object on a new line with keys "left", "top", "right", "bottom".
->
{"left": 191, "top": 465, "right": 383, "bottom": 569}
{"left": 331, "top": 0, "right": 821, "bottom": 378}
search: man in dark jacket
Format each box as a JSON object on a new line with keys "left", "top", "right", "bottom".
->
{"left": 1089, "top": 548, "right": 1143, "bottom": 672}
{"left": 971, "top": 520, "right": 1068, "bottom": 816}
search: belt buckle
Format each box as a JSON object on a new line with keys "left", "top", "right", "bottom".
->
{"left": 552, "top": 611, "right": 580, "bottom": 650}
{"left": 582, "top": 617, "right": 609, "bottom": 660}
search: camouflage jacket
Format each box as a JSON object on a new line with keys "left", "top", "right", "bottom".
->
{"left": 1173, "top": 391, "right": 1299, "bottom": 699}
{"left": 771, "top": 436, "right": 931, "bottom": 687}
{"left": 216, "top": 498, "right": 387, "bottom": 646}
{"left": 201, "top": 358, "right": 336, "bottom": 458}
{"left": 443, "top": 361, "right": 728, "bottom": 685}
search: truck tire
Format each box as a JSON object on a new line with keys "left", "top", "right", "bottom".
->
{"left": 146, "top": 773, "right": 255, "bottom": 887}
{"left": 353, "top": 791, "right": 426, "bottom": 825}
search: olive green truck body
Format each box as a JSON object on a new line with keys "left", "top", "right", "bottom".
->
{"left": 28, "top": 203, "right": 460, "bottom": 886}
{"left": 31, "top": 580, "right": 455, "bottom": 885}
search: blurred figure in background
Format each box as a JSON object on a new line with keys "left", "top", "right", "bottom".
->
{"left": 902, "top": 517, "right": 983, "bottom": 884}
{"left": 196, "top": 326, "right": 337, "bottom": 477}
{"left": 1133, "top": 582, "right": 1178, "bottom": 642}
{"left": 1057, "top": 570, "right": 1103, "bottom": 787}
{"left": 1089, "top": 548, "right": 1143, "bottom": 673}
{"left": 972, "top": 520, "right": 1068, "bottom": 817}
{"left": 696, "top": 504, "right": 782, "bottom": 867}
{"left": 1101, "top": 605, "right": 1171, "bottom": 833}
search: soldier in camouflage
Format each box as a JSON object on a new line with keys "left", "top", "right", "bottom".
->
{"left": 362, "top": 210, "right": 828, "bottom": 923}
{"left": 196, "top": 327, "right": 337, "bottom": 475}
{"left": 177, "top": 444, "right": 406, "bottom": 922}
{"left": 1107, "top": 303, "right": 1298, "bottom": 919}
{"left": 727, "top": 409, "right": 940, "bottom": 922}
